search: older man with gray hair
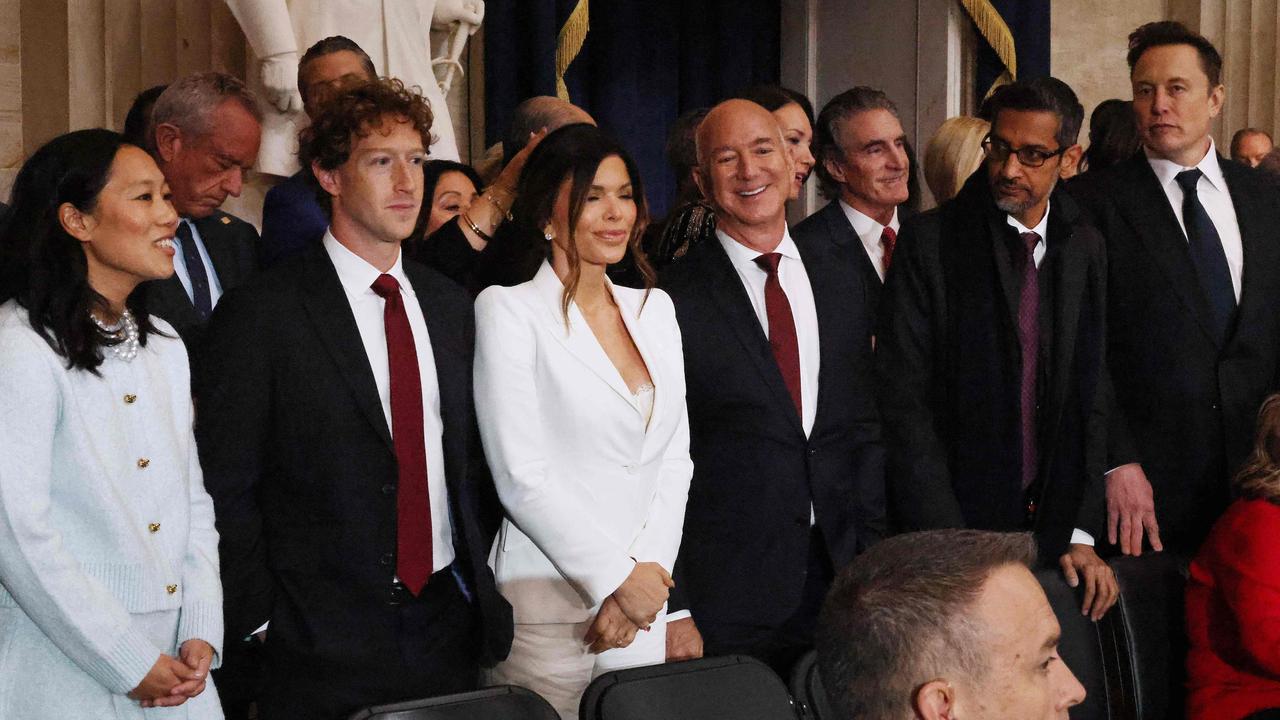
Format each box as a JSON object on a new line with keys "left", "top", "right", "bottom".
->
{"left": 817, "top": 529, "right": 1086, "bottom": 720}
{"left": 141, "top": 71, "right": 263, "bottom": 353}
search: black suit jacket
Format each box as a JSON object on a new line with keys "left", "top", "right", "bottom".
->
{"left": 1072, "top": 152, "right": 1280, "bottom": 552}
{"left": 660, "top": 229, "right": 886, "bottom": 632}
{"left": 193, "top": 246, "right": 512, "bottom": 683}
{"left": 876, "top": 172, "right": 1109, "bottom": 563}
{"left": 142, "top": 210, "right": 258, "bottom": 352}
{"left": 794, "top": 199, "right": 882, "bottom": 299}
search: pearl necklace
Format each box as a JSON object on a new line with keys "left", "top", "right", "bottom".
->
{"left": 89, "top": 308, "right": 140, "bottom": 362}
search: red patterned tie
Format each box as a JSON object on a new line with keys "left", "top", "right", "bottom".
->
{"left": 753, "top": 253, "right": 803, "bottom": 419}
{"left": 370, "top": 274, "right": 432, "bottom": 595}
{"left": 1016, "top": 232, "right": 1040, "bottom": 491}
{"left": 880, "top": 226, "right": 897, "bottom": 275}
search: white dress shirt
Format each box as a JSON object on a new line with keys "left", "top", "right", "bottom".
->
{"left": 1146, "top": 140, "right": 1244, "bottom": 301}
{"left": 839, "top": 201, "right": 900, "bottom": 282}
{"left": 1006, "top": 205, "right": 1092, "bottom": 548}
{"left": 324, "top": 231, "right": 455, "bottom": 572}
{"left": 171, "top": 218, "right": 225, "bottom": 308}
{"left": 716, "top": 227, "right": 821, "bottom": 437}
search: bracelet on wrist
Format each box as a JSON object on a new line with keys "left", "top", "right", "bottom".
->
{"left": 460, "top": 211, "right": 494, "bottom": 243}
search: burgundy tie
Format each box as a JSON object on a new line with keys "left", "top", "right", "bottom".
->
{"left": 370, "top": 274, "right": 433, "bottom": 595}
{"left": 1016, "top": 232, "right": 1040, "bottom": 491}
{"left": 753, "top": 253, "right": 803, "bottom": 419}
{"left": 880, "top": 226, "right": 897, "bottom": 275}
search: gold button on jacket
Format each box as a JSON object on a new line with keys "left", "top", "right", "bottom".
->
{"left": 136, "top": 458, "right": 149, "bottom": 469}
{"left": 123, "top": 394, "right": 137, "bottom": 404}
{"left": 165, "top": 584, "right": 177, "bottom": 594}
{"left": 148, "top": 523, "right": 160, "bottom": 533}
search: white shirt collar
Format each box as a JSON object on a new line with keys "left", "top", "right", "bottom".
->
{"left": 322, "top": 229, "right": 414, "bottom": 299}
{"left": 1006, "top": 199, "right": 1051, "bottom": 239}
{"left": 838, "top": 200, "right": 900, "bottom": 238}
{"left": 1146, "top": 138, "right": 1226, "bottom": 194}
{"left": 716, "top": 225, "right": 800, "bottom": 269}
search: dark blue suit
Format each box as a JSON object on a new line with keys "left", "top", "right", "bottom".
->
{"left": 259, "top": 171, "right": 328, "bottom": 269}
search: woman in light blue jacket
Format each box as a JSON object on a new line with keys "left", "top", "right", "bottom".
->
{"left": 0, "top": 129, "right": 223, "bottom": 718}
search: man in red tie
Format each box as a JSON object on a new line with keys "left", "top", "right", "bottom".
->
{"left": 794, "top": 86, "right": 910, "bottom": 325}
{"left": 194, "top": 77, "right": 511, "bottom": 720}
{"left": 875, "top": 78, "right": 1118, "bottom": 621}
{"left": 661, "top": 99, "right": 886, "bottom": 677}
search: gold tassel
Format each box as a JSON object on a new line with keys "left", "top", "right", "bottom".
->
{"left": 556, "top": 0, "right": 590, "bottom": 102}
{"left": 960, "top": 0, "right": 1018, "bottom": 80}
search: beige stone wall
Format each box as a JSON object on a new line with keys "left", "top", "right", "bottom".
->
{"left": 0, "top": 0, "right": 19, "bottom": 201}
{"left": 1051, "top": 0, "right": 1170, "bottom": 144}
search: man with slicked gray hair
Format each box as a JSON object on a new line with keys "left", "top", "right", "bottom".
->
{"left": 817, "top": 529, "right": 1085, "bottom": 720}
{"left": 141, "top": 71, "right": 262, "bottom": 353}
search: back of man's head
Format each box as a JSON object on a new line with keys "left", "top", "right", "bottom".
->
{"left": 504, "top": 96, "right": 595, "bottom": 163}
{"left": 123, "top": 84, "right": 168, "bottom": 150}
{"left": 816, "top": 530, "right": 1037, "bottom": 720}
{"left": 985, "top": 77, "right": 1084, "bottom": 149}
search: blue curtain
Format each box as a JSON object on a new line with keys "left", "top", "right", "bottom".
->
{"left": 484, "top": 0, "right": 780, "bottom": 218}
{"left": 976, "top": 0, "right": 1050, "bottom": 100}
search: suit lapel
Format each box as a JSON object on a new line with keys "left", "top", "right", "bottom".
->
{"left": 150, "top": 274, "right": 200, "bottom": 328}
{"left": 1219, "top": 160, "right": 1261, "bottom": 345}
{"left": 192, "top": 214, "right": 237, "bottom": 287}
{"left": 530, "top": 263, "right": 638, "bottom": 412}
{"left": 1111, "top": 156, "right": 1221, "bottom": 346}
{"left": 821, "top": 200, "right": 883, "bottom": 288}
{"left": 987, "top": 212, "right": 1023, "bottom": 341}
{"left": 697, "top": 237, "right": 806, "bottom": 437}
{"left": 404, "top": 261, "right": 469, "bottom": 471}
{"left": 299, "top": 249, "right": 394, "bottom": 451}
{"left": 1042, "top": 199, "right": 1086, "bottom": 441}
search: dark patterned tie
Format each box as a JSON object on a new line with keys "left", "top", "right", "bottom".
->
{"left": 1016, "top": 232, "right": 1040, "bottom": 490}
{"left": 880, "top": 226, "right": 897, "bottom": 276}
{"left": 370, "top": 274, "right": 432, "bottom": 595}
{"left": 1175, "top": 169, "right": 1235, "bottom": 341}
{"left": 177, "top": 221, "right": 213, "bottom": 322}
{"left": 753, "top": 253, "right": 803, "bottom": 419}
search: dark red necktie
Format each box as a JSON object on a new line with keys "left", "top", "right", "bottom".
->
{"left": 880, "top": 226, "right": 897, "bottom": 275}
{"left": 370, "top": 274, "right": 432, "bottom": 595}
{"left": 753, "top": 253, "right": 803, "bottom": 419}
{"left": 1015, "top": 232, "right": 1040, "bottom": 490}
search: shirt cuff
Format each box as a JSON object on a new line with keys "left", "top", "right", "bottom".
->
{"left": 665, "top": 609, "right": 692, "bottom": 623}
{"left": 1070, "top": 528, "right": 1095, "bottom": 547}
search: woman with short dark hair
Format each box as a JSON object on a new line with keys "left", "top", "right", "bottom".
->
{"left": 0, "top": 129, "right": 224, "bottom": 718}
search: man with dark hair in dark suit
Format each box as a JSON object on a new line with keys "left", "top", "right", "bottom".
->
{"left": 1072, "top": 21, "right": 1280, "bottom": 557}
{"left": 195, "top": 77, "right": 511, "bottom": 720}
{"left": 141, "top": 72, "right": 262, "bottom": 354}
{"left": 877, "top": 77, "right": 1118, "bottom": 620}
{"left": 258, "top": 35, "right": 377, "bottom": 269}
{"left": 661, "top": 99, "right": 886, "bottom": 676}
{"left": 794, "top": 86, "right": 909, "bottom": 325}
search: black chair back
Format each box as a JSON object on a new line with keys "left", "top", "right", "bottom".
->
{"left": 1106, "top": 553, "right": 1189, "bottom": 720}
{"left": 1035, "top": 566, "right": 1123, "bottom": 719}
{"left": 788, "top": 650, "right": 835, "bottom": 720}
{"left": 580, "top": 655, "right": 797, "bottom": 720}
{"left": 347, "top": 685, "right": 559, "bottom": 720}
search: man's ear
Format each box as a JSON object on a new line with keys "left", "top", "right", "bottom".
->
{"left": 692, "top": 165, "right": 709, "bottom": 202}
{"left": 153, "top": 123, "right": 182, "bottom": 164}
{"left": 1060, "top": 144, "right": 1084, "bottom": 180}
{"left": 824, "top": 156, "right": 848, "bottom": 185}
{"left": 914, "top": 679, "right": 959, "bottom": 720}
{"left": 312, "top": 160, "right": 341, "bottom": 202}
{"left": 59, "top": 201, "right": 94, "bottom": 243}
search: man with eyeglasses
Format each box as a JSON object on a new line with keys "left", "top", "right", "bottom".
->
{"left": 1073, "top": 22, "right": 1280, "bottom": 559}
{"left": 876, "top": 77, "right": 1118, "bottom": 620}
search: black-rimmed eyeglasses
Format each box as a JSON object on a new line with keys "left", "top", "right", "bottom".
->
{"left": 981, "top": 135, "right": 1066, "bottom": 168}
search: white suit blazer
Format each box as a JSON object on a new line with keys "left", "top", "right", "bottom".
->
{"left": 474, "top": 262, "right": 693, "bottom": 624}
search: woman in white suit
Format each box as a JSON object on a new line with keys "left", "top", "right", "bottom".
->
{"left": 0, "top": 130, "right": 223, "bottom": 718}
{"left": 474, "top": 124, "right": 693, "bottom": 718}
